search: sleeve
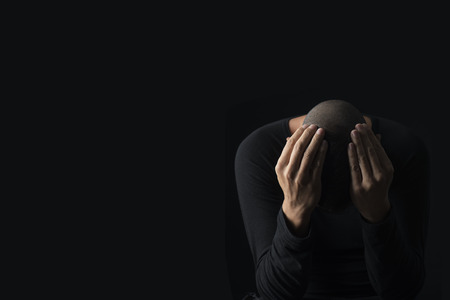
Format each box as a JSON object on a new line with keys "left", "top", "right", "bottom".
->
{"left": 235, "top": 130, "right": 313, "bottom": 300}
{"left": 360, "top": 135, "right": 430, "bottom": 300}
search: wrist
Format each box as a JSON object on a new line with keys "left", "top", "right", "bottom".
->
{"left": 282, "top": 202, "right": 312, "bottom": 237}
{"left": 361, "top": 200, "right": 391, "bottom": 224}
{"left": 282, "top": 197, "right": 315, "bottom": 217}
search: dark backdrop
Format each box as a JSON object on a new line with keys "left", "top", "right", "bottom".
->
{"left": 225, "top": 87, "right": 446, "bottom": 299}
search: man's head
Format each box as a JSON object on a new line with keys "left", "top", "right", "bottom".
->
{"left": 303, "top": 100, "right": 366, "bottom": 212}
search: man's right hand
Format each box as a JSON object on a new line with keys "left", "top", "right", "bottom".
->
{"left": 275, "top": 124, "right": 328, "bottom": 237}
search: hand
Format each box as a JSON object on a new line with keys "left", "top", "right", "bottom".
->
{"left": 348, "top": 123, "right": 394, "bottom": 223}
{"left": 275, "top": 124, "right": 328, "bottom": 236}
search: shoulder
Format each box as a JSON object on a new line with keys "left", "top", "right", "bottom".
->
{"left": 236, "top": 119, "right": 287, "bottom": 159}
{"left": 376, "top": 116, "right": 426, "bottom": 151}
{"left": 235, "top": 118, "right": 288, "bottom": 177}
{"left": 374, "top": 115, "right": 429, "bottom": 171}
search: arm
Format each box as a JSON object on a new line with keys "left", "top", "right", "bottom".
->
{"left": 235, "top": 124, "right": 327, "bottom": 299}
{"left": 348, "top": 123, "right": 429, "bottom": 299}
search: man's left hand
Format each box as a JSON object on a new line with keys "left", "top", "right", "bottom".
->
{"left": 348, "top": 123, "right": 394, "bottom": 223}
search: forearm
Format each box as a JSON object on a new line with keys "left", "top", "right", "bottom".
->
{"left": 362, "top": 207, "right": 425, "bottom": 300}
{"left": 256, "top": 208, "right": 313, "bottom": 300}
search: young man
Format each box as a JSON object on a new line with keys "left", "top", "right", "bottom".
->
{"left": 235, "top": 100, "right": 429, "bottom": 300}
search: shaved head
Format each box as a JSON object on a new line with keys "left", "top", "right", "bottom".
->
{"left": 303, "top": 100, "right": 366, "bottom": 212}
{"left": 304, "top": 100, "right": 366, "bottom": 141}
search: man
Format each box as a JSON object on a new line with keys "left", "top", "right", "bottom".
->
{"left": 235, "top": 100, "right": 429, "bottom": 300}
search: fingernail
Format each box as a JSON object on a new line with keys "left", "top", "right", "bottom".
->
{"left": 351, "top": 130, "right": 358, "bottom": 137}
{"left": 316, "top": 128, "right": 324, "bottom": 135}
{"left": 309, "top": 124, "right": 318, "bottom": 130}
{"left": 356, "top": 124, "right": 364, "bottom": 132}
{"left": 301, "top": 124, "right": 308, "bottom": 128}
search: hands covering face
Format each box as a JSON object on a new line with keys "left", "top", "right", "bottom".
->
{"left": 275, "top": 124, "right": 328, "bottom": 228}
{"left": 276, "top": 122, "right": 394, "bottom": 228}
{"left": 348, "top": 123, "right": 394, "bottom": 223}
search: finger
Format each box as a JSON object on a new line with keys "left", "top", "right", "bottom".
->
{"left": 356, "top": 124, "right": 382, "bottom": 176}
{"left": 298, "top": 127, "right": 325, "bottom": 177}
{"left": 312, "top": 139, "right": 328, "bottom": 179}
{"left": 348, "top": 142, "right": 362, "bottom": 184}
{"left": 287, "top": 124, "right": 318, "bottom": 174}
{"left": 277, "top": 124, "right": 308, "bottom": 167}
{"left": 364, "top": 125, "right": 383, "bottom": 152}
{"left": 350, "top": 127, "right": 372, "bottom": 180}
{"left": 364, "top": 125, "right": 392, "bottom": 172}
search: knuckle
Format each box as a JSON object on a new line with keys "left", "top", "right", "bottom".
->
{"left": 285, "top": 170, "right": 294, "bottom": 181}
{"left": 275, "top": 164, "right": 282, "bottom": 174}
{"left": 374, "top": 174, "right": 387, "bottom": 185}
{"left": 294, "top": 141, "right": 304, "bottom": 151}
{"left": 358, "top": 152, "right": 366, "bottom": 160}
{"left": 296, "top": 138, "right": 309, "bottom": 150}
{"left": 373, "top": 173, "right": 383, "bottom": 182}
{"left": 364, "top": 177, "right": 375, "bottom": 187}
{"left": 351, "top": 164, "right": 360, "bottom": 172}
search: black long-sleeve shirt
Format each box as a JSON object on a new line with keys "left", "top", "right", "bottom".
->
{"left": 235, "top": 114, "right": 430, "bottom": 300}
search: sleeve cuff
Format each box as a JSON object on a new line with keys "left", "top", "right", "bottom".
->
{"left": 360, "top": 206, "right": 396, "bottom": 241}
{"left": 275, "top": 208, "right": 312, "bottom": 251}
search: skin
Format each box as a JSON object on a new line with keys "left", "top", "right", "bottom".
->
{"left": 275, "top": 124, "right": 328, "bottom": 237}
{"left": 349, "top": 123, "right": 393, "bottom": 223}
{"left": 276, "top": 115, "right": 393, "bottom": 237}
{"left": 288, "top": 114, "right": 373, "bottom": 134}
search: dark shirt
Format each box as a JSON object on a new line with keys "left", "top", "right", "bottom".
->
{"left": 235, "top": 115, "right": 429, "bottom": 300}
